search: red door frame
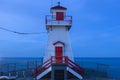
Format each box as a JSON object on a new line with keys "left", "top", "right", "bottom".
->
{"left": 55, "top": 47, "right": 63, "bottom": 63}
{"left": 56, "top": 12, "right": 64, "bottom": 20}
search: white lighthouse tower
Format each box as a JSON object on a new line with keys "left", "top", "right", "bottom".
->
{"left": 44, "top": 2, "right": 73, "bottom": 62}
{"left": 35, "top": 3, "right": 84, "bottom": 80}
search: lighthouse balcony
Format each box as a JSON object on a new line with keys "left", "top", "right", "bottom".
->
{"left": 46, "top": 15, "right": 72, "bottom": 26}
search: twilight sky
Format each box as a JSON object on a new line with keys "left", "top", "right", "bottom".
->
{"left": 0, "top": 0, "right": 120, "bottom": 57}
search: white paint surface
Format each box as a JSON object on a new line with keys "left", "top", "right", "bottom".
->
{"left": 44, "top": 26, "right": 73, "bottom": 62}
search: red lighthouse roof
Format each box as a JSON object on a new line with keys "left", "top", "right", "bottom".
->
{"left": 51, "top": 2, "right": 67, "bottom": 10}
{"left": 51, "top": 5, "right": 67, "bottom": 10}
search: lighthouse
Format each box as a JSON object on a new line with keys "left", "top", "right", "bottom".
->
{"left": 35, "top": 3, "right": 84, "bottom": 80}
{"left": 44, "top": 2, "right": 73, "bottom": 62}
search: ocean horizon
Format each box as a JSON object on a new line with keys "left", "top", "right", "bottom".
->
{"left": 0, "top": 57, "right": 120, "bottom": 68}
{"left": 0, "top": 57, "right": 120, "bottom": 79}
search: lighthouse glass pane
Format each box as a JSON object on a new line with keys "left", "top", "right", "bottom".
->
{"left": 56, "top": 12, "right": 64, "bottom": 20}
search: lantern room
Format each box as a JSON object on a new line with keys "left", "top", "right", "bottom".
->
{"left": 46, "top": 3, "right": 72, "bottom": 31}
{"left": 50, "top": 3, "right": 67, "bottom": 20}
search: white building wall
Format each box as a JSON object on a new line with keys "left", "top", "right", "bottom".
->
{"left": 43, "top": 26, "right": 74, "bottom": 62}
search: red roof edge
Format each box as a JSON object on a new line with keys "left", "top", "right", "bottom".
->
{"left": 51, "top": 5, "right": 67, "bottom": 10}
{"left": 53, "top": 41, "right": 65, "bottom": 46}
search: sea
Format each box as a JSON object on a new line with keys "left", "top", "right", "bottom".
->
{"left": 0, "top": 57, "right": 120, "bottom": 79}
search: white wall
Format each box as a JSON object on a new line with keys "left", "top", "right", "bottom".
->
{"left": 43, "top": 26, "right": 74, "bottom": 62}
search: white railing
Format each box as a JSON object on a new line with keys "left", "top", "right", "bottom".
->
{"left": 46, "top": 15, "right": 72, "bottom": 25}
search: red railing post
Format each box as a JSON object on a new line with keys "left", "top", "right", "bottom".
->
{"left": 65, "top": 56, "right": 68, "bottom": 64}
{"left": 69, "top": 16, "right": 72, "bottom": 24}
{"left": 34, "top": 57, "right": 53, "bottom": 77}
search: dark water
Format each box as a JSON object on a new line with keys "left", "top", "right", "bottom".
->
{"left": 75, "top": 57, "right": 120, "bottom": 68}
{"left": 74, "top": 57, "right": 120, "bottom": 79}
{"left": 0, "top": 57, "right": 120, "bottom": 67}
{"left": 0, "top": 57, "right": 120, "bottom": 78}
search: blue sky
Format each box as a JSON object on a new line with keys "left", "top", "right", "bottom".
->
{"left": 0, "top": 0, "right": 120, "bottom": 57}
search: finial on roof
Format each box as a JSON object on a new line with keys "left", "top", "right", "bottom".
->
{"left": 58, "top": 2, "right": 60, "bottom": 6}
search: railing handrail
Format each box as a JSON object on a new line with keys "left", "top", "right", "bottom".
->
{"left": 46, "top": 19, "right": 72, "bottom": 21}
{"left": 34, "top": 58, "right": 52, "bottom": 76}
{"left": 46, "top": 15, "right": 72, "bottom": 18}
{"left": 65, "top": 57, "right": 84, "bottom": 77}
{"left": 34, "top": 56, "right": 84, "bottom": 77}
{"left": 67, "top": 58, "right": 83, "bottom": 69}
{"left": 45, "top": 15, "right": 72, "bottom": 25}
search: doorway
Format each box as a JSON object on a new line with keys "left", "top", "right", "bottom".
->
{"left": 55, "top": 47, "right": 63, "bottom": 63}
{"left": 56, "top": 12, "right": 64, "bottom": 20}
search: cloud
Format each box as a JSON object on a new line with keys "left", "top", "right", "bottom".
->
{"left": 99, "top": 25, "right": 120, "bottom": 39}
{"left": 99, "top": 33, "right": 111, "bottom": 38}
{"left": 0, "top": 10, "right": 46, "bottom": 41}
{"left": 0, "top": 0, "right": 120, "bottom": 57}
{"left": 0, "top": 10, "right": 37, "bottom": 28}
{"left": 85, "top": 13, "right": 103, "bottom": 22}
{"left": 108, "top": 25, "right": 120, "bottom": 31}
